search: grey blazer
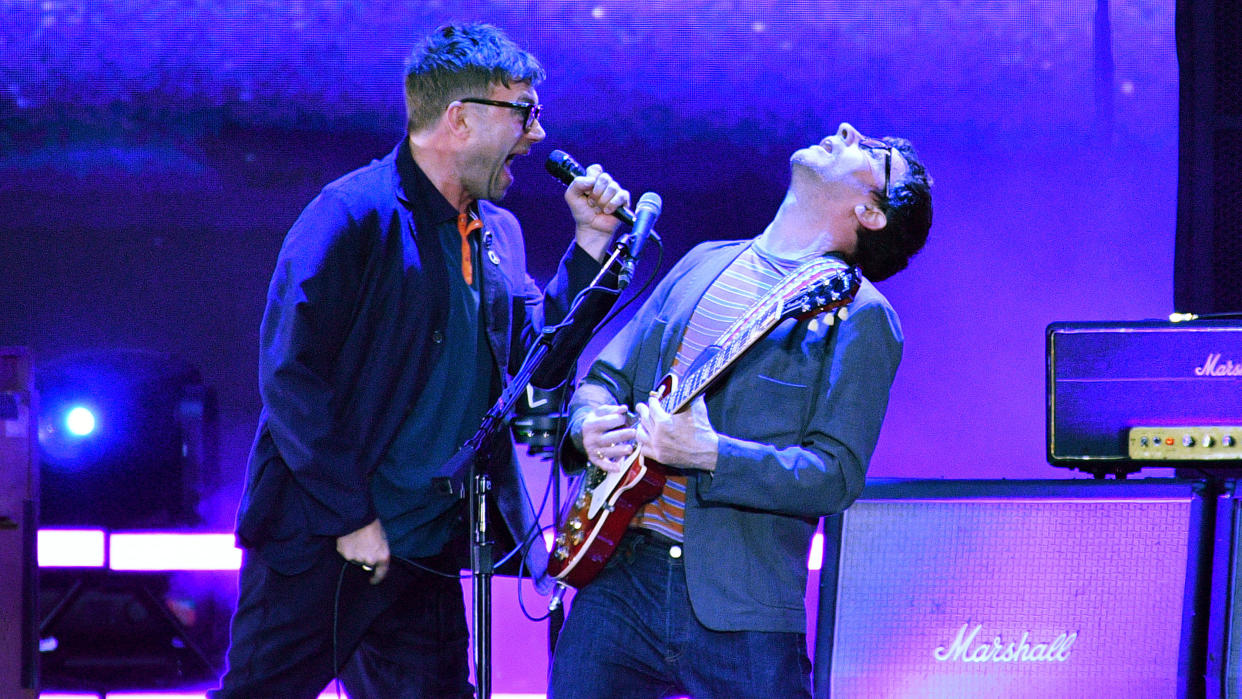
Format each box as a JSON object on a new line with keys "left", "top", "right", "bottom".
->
{"left": 565, "top": 239, "right": 903, "bottom": 632}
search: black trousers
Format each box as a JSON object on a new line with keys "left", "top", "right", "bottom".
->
{"left": 211, "top": 544, "right": 471, "bottom": 699}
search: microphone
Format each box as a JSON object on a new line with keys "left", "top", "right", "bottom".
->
{"left": 618, "top": 192, "right": 661, "bottom": 284}
{"left": 621, "top": 192, "right": 661, "bottom": 262}
{"left": 527, "top": 191, "right": 661, "bottom": 389}
{"left": 545, "top": 150, "right": 636, "bottom": 226}
{"left": 528, "top": 152, "right": 663, "bottom": 389}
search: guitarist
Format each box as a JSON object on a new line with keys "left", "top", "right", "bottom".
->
{"left": 549, "top": 123, "right": 933, "bottom": 698}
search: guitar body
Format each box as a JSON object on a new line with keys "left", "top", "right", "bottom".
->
{"left": 547, "top": 376, "right": 676, "bottom": 588}
{"left": 546, "top": 453, "right": 666, "bottom": 587}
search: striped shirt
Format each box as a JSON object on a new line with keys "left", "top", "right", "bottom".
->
{"left": 632, "top": 243, "right": 807, "bottom": 542}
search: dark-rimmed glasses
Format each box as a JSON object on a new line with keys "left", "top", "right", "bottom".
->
{"left": 458, "top": 97, "right": 542, "bottom": 132}
{"left": 859, "top": 137, "right": 892, "bottom": 198}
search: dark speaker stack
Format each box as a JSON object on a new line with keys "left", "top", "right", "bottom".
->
{"left": 0, "top": 348, "right": 38, "bottom": 696}
{"left": 1176, "top": 0, "right": 1242, "bottom": 315}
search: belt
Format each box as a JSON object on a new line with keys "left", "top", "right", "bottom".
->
{"left": 627, "top": 527, "right": 684, "bottom": 559}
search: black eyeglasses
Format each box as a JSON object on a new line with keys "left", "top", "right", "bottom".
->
{"left": 859, "top": 137, "right": 892, "bottom": 198}
{"left": 458, "top": 97, "right": 542, "bottom": 132}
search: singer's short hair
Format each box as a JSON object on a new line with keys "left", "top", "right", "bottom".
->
{"left": 403, "top": 23, "right": 545, "bottom": 134}
{"left": 850, "top": 138, "right": 932, "bottom": 281}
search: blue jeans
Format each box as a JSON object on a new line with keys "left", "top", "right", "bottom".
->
{"left": 211, "top": 545, "right": 471, "bottom": 699}
{"left": 549, "top": 529, "right": 812, "bottom": 699}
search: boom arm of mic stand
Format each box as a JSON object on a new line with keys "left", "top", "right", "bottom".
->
{"left": 529, "top": 247, "right": 630, "bottom": 389}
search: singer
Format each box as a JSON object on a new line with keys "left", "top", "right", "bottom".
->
{"left": 549, "top": 123, "right": 933, "bottom": 698}
{"left": 211, "top": 23, "right": 629, "bottom": 698}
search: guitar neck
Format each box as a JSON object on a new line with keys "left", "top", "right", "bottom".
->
{"left": 659, "top": 256, "right": 858, "bottom": 415}
{"left": 663, "top": 297, "right": 789, "bottom": 414}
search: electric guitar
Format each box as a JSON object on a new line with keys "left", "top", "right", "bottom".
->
{"left": 547, "top": 255, "right": 862, "bottom": 588}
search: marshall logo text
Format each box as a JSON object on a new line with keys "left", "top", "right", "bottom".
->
{"left": 933, "top": 623, "right": 1076, "bottom": 663}
{"left": 1195, "top": 353, "right": 1242, "bottom": 377}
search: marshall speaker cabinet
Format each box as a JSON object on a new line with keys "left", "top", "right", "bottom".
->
{"left": 1047, "top": 319, "right": 1242, "bottom": 477}
{"left": 814, "top": 479, "right": 1221, "bottom": 698}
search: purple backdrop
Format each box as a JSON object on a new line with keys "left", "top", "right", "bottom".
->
{"left": 0, "top": 1, "right": 1180, "bottom": 692}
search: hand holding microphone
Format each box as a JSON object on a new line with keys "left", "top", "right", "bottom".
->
{"left": 526, "top": 151, "right": 664, "bottom": 390}
{"left": 550, "top": 152, "right": 631, "bottom": 259}
{"left": 547, "top": 150, "right": 636, "bottom": 225}
{"left": 546, "top": 150, "right": 662, "bottom": 270}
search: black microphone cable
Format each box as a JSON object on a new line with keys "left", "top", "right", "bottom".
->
{"left": 329, "top": 550, "right": 468, "bottom": 693}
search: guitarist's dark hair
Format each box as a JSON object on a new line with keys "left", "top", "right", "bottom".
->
{"left": 850, "top": 138, "right": 932, "bottom": 282}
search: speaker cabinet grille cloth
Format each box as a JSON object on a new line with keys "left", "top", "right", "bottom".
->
{"left": 820, "top": 481, "right": 1200, "bottom": 697}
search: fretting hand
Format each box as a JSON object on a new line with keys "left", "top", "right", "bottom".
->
{"left": 634, "top": 394, "right": 719, "bottom": 472}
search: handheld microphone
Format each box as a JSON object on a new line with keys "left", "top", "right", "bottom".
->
{"left": 545, "top": 150, "right": 636, "bottom": 226}
{"left": 528, "top": 153, "right": 664, "bottom": 389}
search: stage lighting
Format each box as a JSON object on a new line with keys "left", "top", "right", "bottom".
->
{"left": 36, "top": 349, "right": 217, "bottom": 530}
{"left": 34, "top": 350, "right": 223, "bottom": 690}
{"left": 63, "top": 407, "right": 96, "bottom": 437}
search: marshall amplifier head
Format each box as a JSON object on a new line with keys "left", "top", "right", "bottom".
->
{"left": 1047, "top": 319, "right": 1242, "bottom": 476}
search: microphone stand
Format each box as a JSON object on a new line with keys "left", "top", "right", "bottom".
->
{"left": 432, "top": 241, "right": 633, "bottom": 698}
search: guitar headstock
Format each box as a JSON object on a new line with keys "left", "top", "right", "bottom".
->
{"left": 781, "top": 260, "right": 863, "bottom": 321}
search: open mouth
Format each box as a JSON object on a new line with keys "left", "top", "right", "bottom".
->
{"left": 501, "top": 152, "right": 519, "bottom": 177}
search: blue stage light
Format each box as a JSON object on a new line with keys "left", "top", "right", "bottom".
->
{"left": 36, "top": 349, "right": 216, "bottom": 529}
{"left": 64, "top": 406, "right": 96, "bottom": 437}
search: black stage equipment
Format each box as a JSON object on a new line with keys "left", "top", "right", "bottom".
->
{"left": 0, "top": 347, "right": 38, "bottom": 696}
{"left": 36, "top": 349, "right": 217, "bottom": 529}
{"left": 34, "top": 349, "right": 222, "bottom": 689}
{"left": 1222, "top": 490, "right": 1242, "bottom": 697}
{"left": 1047, "top": 319, "right": 1242, "bottom": 478}
{"left": 1176, "top": 0, "right": 1242, "bottom": 314}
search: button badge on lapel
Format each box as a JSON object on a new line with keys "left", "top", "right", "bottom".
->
{"left": 483, "top": 230, "right": 500, "bottom": 265}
